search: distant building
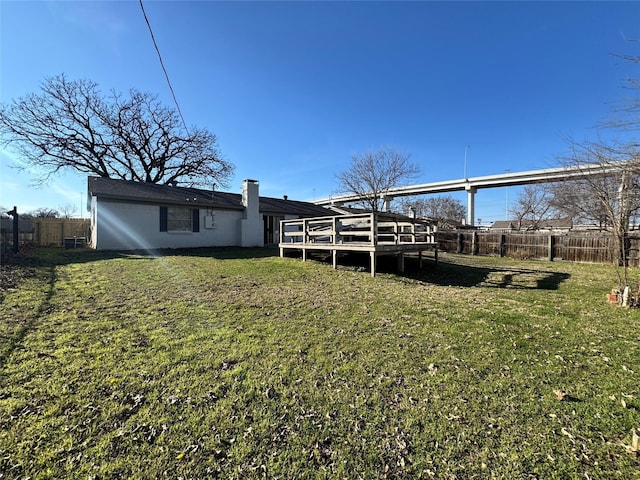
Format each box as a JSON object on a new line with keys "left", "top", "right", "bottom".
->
{"left": 490, "top": 218, "right": 573, "bottom": 232}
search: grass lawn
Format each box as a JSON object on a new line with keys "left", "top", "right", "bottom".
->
{"left": 0, "top": 247, "right": 639, "bottom": 479}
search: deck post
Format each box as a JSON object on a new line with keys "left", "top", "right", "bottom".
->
{"left": 418, "top": 251, "right": 423, "bottom": 269}
{"left": 302, "top": 248, "right": 307, "bottom": 262}
{"left": 370, "top": 251, "right": 377, "bottom": 277}
{"left": 397, "top": 253, "right": 405, "bottom": 273}
{"left": 371, "top": 213, "right": 377, "bottom": 246}
{"left": 332, "top": 249, "right": 337, "bottom": 269}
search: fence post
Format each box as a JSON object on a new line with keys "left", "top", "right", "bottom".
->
{"left": 457, "top": 232, "right": 463, "bottom": 253}
{"left": 8, "top": 206, "right": 19, "bottom": 253}
{"left": 472, "top": 231, "right": 478, "bottom": 256}
{"left": 332, "top": 217, "right": 337, "bottom": 244}
{"left": 548, "top": 235, "right": 554, "bottom": 262}
{"left": 500, "top": 234, "right": 506, "bottom": 257}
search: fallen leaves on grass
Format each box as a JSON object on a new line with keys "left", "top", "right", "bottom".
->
{"left": 554, "top": 389, "right": 568, "bottom": 401}
{"left": 553, "top": 389, "right": 582, "bottom": 402}
{"left": 633, "top": 429, "right": 640, "bottom": 453}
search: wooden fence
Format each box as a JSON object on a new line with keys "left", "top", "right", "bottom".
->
{"left": 1, "top": 218, "right": 90, "bottom": 248}
{"left": 437, "top": 230, "right": 640, "bottom": 266}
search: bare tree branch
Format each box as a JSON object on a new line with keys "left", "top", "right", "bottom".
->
{"left": 336, "top": 147, "right": 419, "bottom": 212}
{"left": 0, "top": 75, "right": 234, "bottom": 187}
{"left": 397, "top": 195, "right": 465, "bottom": 226}
{"left": 510, "top": 184, "right": 554, "bottom": 231}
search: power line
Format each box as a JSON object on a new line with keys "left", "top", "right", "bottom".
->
{"left": 139, "top": 0, "right": 189, "bottom": 134}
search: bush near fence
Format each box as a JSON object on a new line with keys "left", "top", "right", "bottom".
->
{"left": 437, "top": 230, "right": 640, "bottom": 266}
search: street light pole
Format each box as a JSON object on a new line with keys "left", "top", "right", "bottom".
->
{"left": 505, "top": 168, "right": 510, "bottom": 220}
{"left": 464, "top": 145, "right": 470, "bottom": 179}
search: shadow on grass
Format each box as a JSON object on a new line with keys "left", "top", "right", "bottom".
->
{"left": 3, "top": 246, "right": 279, "bottom": 269}
{"left": 4, "top": 247, "right": 570, "bottom": 292}
{"left": 403, "top": 256, "right": 570, "bottom": 290}
{"left": 311, "top": 251, "right": 571, "bottom": 291}
{"left": 0, "top": 264, "right": 57, "bottom": 370}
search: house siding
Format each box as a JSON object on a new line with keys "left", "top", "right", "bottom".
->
{"left": 88, "top": 176, "right": 332, "bottom": 251}
{"left": 92, "top": 199, "right": 243, "bottom": 250}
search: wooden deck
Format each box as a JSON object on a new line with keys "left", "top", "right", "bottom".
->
{"left": 279, "top": 213, "right": 437, "bottom": 276}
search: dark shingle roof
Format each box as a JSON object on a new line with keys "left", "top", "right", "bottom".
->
{"left": 259, "top": 196, "right": 332, "bottom": 217}
{"left": 87, "top": 177, "right": 330, "bottom": 217}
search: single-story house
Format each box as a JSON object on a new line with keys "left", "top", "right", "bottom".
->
{"left": 87, "top": 176, "right": 331, "bottom": 250}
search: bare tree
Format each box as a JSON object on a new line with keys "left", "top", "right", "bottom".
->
{"left": 556, "top": 140, "right": 640, "bottom": 270}
{"left": 30, "top": 207, "right": 59, "bottom": 218}
{"left": 548, "top": 179, "right": 612, "bottom": 229}
{"left": 336, "top": 148, "right": 419, "bottom": 212}
{"left": 547, "top": 46, "right": 640, "bottom": 288}
{"left": 0, "top": 75, "right": 234, "bottom": 187}
{"left": 57, "top": 203, "right": 78, "bottom": 219}
{"left": 398, "top": 195, "right": 465, "bottom": 226}
{"left": 510, "top": 184, "right": 554, "bottom": 230}
{"left": 601, "top": 52, "right": 640, "bottom": 133}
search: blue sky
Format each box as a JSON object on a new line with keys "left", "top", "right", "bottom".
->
{"left": 1, "top": 1, "right": 639, "bottom": 223}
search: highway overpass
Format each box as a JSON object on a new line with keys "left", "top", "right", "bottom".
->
{"left": 315, "top": 162, "right": 630, "bottom": 225}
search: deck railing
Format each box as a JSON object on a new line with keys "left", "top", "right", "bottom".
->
{"left": 280, "top": 213, "right": 436, "bottom": 247}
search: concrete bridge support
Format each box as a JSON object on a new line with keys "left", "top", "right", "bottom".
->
{"left": 466, "top": 186, "right": 476, "bottom": 226}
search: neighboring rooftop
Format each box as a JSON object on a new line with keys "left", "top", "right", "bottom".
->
{"left": 490, "top": 218, "right": 573, "bottom": 231}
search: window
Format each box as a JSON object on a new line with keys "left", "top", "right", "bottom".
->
{"left": 160, "top": 207, "right": 200, "bottom": 233}
{"left": 168, "top": 207, "right": 191, "bottom": 232}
